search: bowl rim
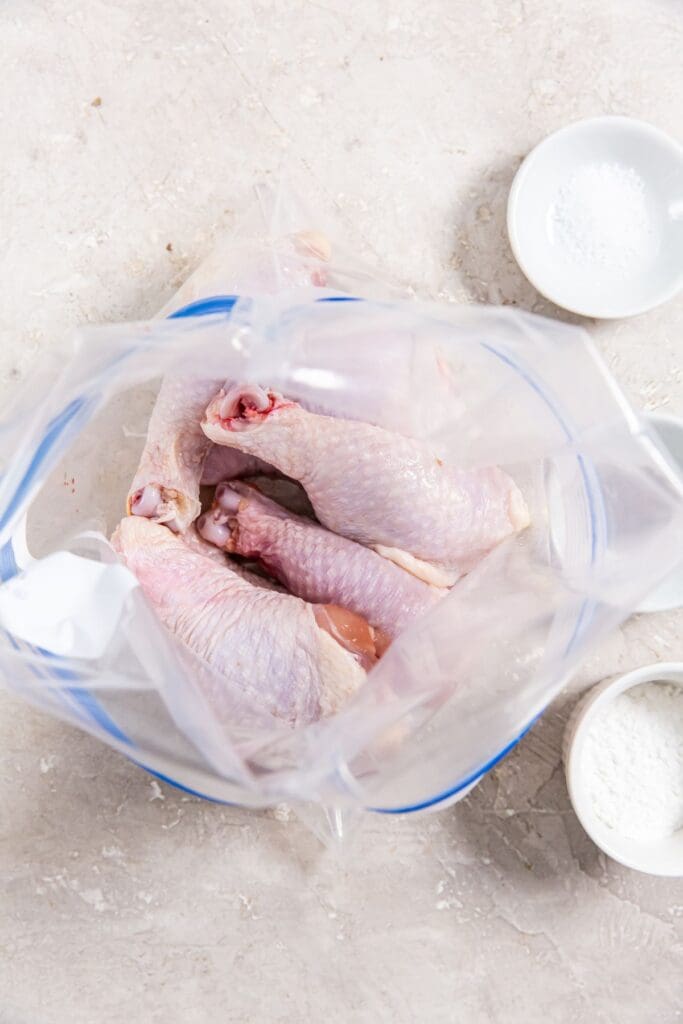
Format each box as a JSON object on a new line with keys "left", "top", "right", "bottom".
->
{"left": 564, "top": 661, "right": 683, "bottom": 875}
{"left": 507, "top": 115, "right": 683, "bottom": 319}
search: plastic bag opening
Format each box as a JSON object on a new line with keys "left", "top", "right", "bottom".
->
{"left": 0, "top": 184, "right": 681, "bottom": 837}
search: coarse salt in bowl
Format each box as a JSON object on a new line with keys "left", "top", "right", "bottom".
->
{"left": 563, "top": 663, "right": 683, "bottom": 876}
{"left": 508, "top": 116, "right": 683, "bottom": 318}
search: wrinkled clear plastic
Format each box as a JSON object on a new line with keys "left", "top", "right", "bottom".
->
{"left": 0, "top": 185, "right": 681, "bottom": 838}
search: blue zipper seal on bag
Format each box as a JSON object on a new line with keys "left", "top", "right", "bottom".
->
{"left": 0, "top": 538, "right": 19, "bottom": 582}
{"left": 168, "top": 295, "right": 239, "bottom": 318}
{"left": 167, "top": 293, "right": 360, "bottom": 320}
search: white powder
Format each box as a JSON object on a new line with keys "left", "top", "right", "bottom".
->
{"left": 582, "top": 682, "right": 683, "bottom": 842}
{"left": 550, "top": 162, "right": 656, "bottom": 270}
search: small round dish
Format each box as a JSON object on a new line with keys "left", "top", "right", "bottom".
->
{"left": 564, "top": 663, "right": 683, "bottom": 876}
{"left": 637, "top": 412, "right": 683, "bottom": 612}
{"left": 508, "top": 116, "right": 683, "bottom": 318}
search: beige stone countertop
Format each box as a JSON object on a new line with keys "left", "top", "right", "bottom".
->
{"left": 1, "top": 2, "right": 682, "bottom": 1022}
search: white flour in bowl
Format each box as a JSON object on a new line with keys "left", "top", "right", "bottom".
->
{"left": 550, "top": 162, "right": 657, "bottom": 271}
{"left": 582, "top": 681, "right": 683, "bottom": 841}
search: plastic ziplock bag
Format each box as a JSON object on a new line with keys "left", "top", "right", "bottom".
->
{"left": 0, "top": 185, "right": 681, "bottom": 840}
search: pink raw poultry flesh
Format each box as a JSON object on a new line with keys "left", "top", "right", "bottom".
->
{"left": 129, "top": 229, "right": 332, "bottom": 529}
{"left": 114, "top": 516, "right": 376, "bottom": 727}
{"left": 121, "top": 364, "right": 531, "bottom": 730}
{"left": 198, "top": 480, "right": 444, "bottom": 640}
{"left": 128, "top": 376, "right": 278, "bottom": 532}
{"left": 202, "top": 384, "right": 530, "bottom": 586}
{"left": 128, "top": 376, "right": 218, "bottom": 531}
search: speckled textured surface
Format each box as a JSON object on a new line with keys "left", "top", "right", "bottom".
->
{"left": 1, "top": 2, "right": 682, "bottom": 1022}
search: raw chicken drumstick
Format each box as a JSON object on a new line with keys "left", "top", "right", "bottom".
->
{"left": 202, "top": 385, "right": 530, "bottom": 586}
{"left": 129, "top": 228, "right": 331, "bottom": 528}
{"left": 128, "top": 377, "right": 222, "bottom": 532}
{"left": 114, "top": 516, "right": 378, "bottom": 727}
{"left": 127, "top": 377, "right": 275, "bottom": 532}
{"left": 198, "top": 481, "right": 444, "bottom": 639}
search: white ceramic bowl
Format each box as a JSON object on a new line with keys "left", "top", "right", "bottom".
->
{"left": 564, "top": 663, "right": 683, "bottom": 876}
{"left": 637, "top": 412, "right": 683, "bottom": 612}
{"left": 508, "top": 116, "right": 683, "bottom": 318}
